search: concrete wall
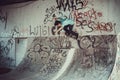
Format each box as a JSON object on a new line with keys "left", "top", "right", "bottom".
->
{"left": 0, "top": 0, "right": 120, "bottom": 79}
{"left": 0, "top": 0, "right": 119, "bottom": 37}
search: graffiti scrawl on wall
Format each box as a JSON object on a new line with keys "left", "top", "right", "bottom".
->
{"left": 0, "top": 9, "right": 8, "bottom": 29}
{"left": 42, "top": 0, "right": 116, "bottom": 36}
{"left": 0, "top": 38, "right": 15, "bottom": 68}
{"left": 15, "top": 35, "right": 117, "bottom": 80}
{"left": 56, "top": 0, "right": 88, "bottom": 11}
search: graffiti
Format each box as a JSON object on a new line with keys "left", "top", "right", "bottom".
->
{"left": 0, "top": 10, "right": 8, "bottom": 29}
{"left": 29, "top": 25, "right": 40, "bottom": 36}
{"left": 0, "top": 38, "right": 15, "bottom": 68}
{"left": 74, "top": 8, "right": 98, "bottom": 21}
{"left": 27, "top": 39, "right": 51, "bottom": 64}
{"left": 27, "top": 38, "right": 45, "bottom": 64}
{"left": 87, "top": 22, "right": 115, "bottom": 33}
{"left": 73, "top": 8, "right": 115, "bottom": 33}
{"left": 49, "top": 36, "right": 71, "bottom": 48}
{"left": 11, "top": 26, "right": 29, "bottom": 37}
{"left": 63, "top": 35, "right": 116, "bottom": 80}
{"left": 78, "top": 35, "right": 116, "bottom": 49}
{"left": 40, "top": 48, "right": 67, "bottom": 75}
{"left": 81, "top": 54, "right": 93, "bottom": 68}
{"left": 17, "top": 40, "right": 52, "bottom": 72}
{"left": 38, "top": 53, "right": 66, "bottom": 80}
{"left": 42, "top": 26, "right": 50, "bottom": 36}
{"left": 94, "top": 48, "right": 110, "bottom": 67}
{"left": 94, "top": 22, "right": 115, "bottom": 32}
{"left": 11, "top": 26, "right": 21, "bottom": 37}
{"left": 78, "top": 36, "right": 92, "bottom": 49}
{"left": 52, "top": 49, "right": 67, "bottom": 57}
{"left": 61, "top": 35, "right": 116, "bottom": 80}
{"left": 49, "top": 5, "right": 116, "bottom": 34}
{"left": 44, "top": 6, "right": 57, "bottom": 24}
{"left": 29, "top": 25, "right": 50, "bottom": 36}
{"left": 77, "top": 35, "right": 116, "bottom": 69}
{"left": 97, "top": 12, "right": 102, "bottom": 17}
{"left": 10, "top": 25, "right": 50, "bottom": 37}
{"left": 0, "top": 39, "right": 14, "bottom": 56}
{"left": 74, "top": 8, "right": 101, "bottom": 27}
{"left": 50, "top": 7, "right": 115, "bottom": 34}
{"left": 17, "top": 37, "right": 70, "bottom": 73}
{"left": 56, "top": 0, "right": 88, "bottom": 11}
{"left": 53, "top": 49, "right": 63, "bottom": 53}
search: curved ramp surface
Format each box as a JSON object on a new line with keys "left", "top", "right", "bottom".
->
{"left": 0, "top": 35, "right": 117, "bottom": 80}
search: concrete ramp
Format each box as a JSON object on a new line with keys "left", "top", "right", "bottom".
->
{"left": 0, "top": 35, "right": 117, "bottom": 80}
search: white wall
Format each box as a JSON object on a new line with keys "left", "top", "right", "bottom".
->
{"left": 15, "top": 38, "right": 27, "bottom": 66}
{"left": 0, "top": 0, "right": 119, "bottom": 37}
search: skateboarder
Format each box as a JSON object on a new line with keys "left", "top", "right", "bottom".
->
{"left": 53, "top": 15, "right": 78, "bottom": 39}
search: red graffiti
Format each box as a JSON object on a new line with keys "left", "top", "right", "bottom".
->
{"left": 74, "top": 8, "right": 102, "bottom": 28}
{"left": 97, "top": 12, "right": 102, "bottom": 17}
{"left": 74, "top": 8, "right": 98, "bottom": 21}
{"left": 87, "top": 22, "right": 114, "bottom": 32}
{"left": 94, "top": 22, "right": 114, "bottom": 32}
{"left": 73, "top": 8, "right": 115, "bottom": 33}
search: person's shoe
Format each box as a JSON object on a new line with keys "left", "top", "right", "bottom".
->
{"left": 75, "top": 34, "right": 79, "bottom": 40}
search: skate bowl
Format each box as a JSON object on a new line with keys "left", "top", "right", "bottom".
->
{"left": 0, "top": 35, "right": 117, "bottom": 80}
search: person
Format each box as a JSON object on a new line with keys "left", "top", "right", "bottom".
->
{"left": 53, "top": 15, "right": 78, "bottom": 39}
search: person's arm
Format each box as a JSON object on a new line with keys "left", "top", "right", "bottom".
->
{"left": 55, "top": 27, "right": 63, "bottom": 34}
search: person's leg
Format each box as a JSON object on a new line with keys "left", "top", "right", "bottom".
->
{"left": 57, "top": 26, "right": 61, "bottom": 35}
{"left": 63, "top": 25, "right": 70, "bottom": 36}
{"left": 68, "top": 25, "right": 78, "bottom": 39}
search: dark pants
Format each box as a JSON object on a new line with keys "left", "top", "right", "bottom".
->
{"left": 63, "top": 25, "right": 78, "bottom": 39}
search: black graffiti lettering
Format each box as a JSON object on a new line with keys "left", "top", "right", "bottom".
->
{"left": 11, "top": 26, "right": 20, "bottom": 37}
{"left": 44, "top": 6, "right": 57, "bottom": 24}
{"left": 56, "top": 0, "right": 84, "bottom": 11}
{"left": 0, "top": 39, "right": 15, "bottom": 68}
{"left": 49, "top": 37, "right": 71, "bottom": 48}
{"left": 53, "top": 49, "right": 63, "bottom": 53}
{"left": 4, "top": 12, "right": 8, "bottom": 29}
{"left": 56, "top": 0, "right": 70, "bottom": 11}
{"left": 0, "top": 15, "right": 6, "bottom": 22}
{"left": 29, "top": 25, "right": 39, "bottom": 36}
{"left": 78, "top": 36, "right": 92, "bottom": 49}
{"left": 0, "top": 10, "right": 8, "bottom": 29}
{"left": 75, "top": 0, "right": 83, "bottom": 9}
{"left": 42, "top": 29, "right": 47, "bottom": 35}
